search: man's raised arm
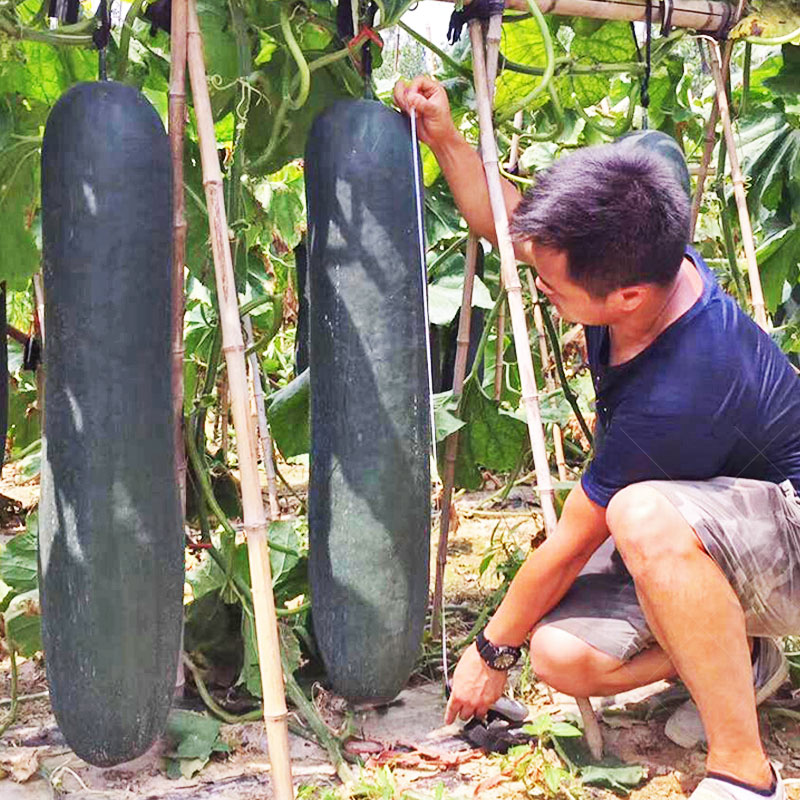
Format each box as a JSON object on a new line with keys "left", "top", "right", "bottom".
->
{"left": 393, "top": 76, "right": 534, "bottom": 263}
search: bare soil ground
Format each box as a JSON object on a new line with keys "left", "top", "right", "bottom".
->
{"left": 1, "top": 461, "right": 800, "bottom": 799}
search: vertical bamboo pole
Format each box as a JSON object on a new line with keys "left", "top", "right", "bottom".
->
{"left": 524, "top": 269, "right": 568, "bottom": 481}
{"left": 690, "top": 98, "right": 718, "bottom": 236}
{"left": 486, "top": 15, "right": 506, "bottom": 402}
{"left": 690, "top": 35, "right": 737, "bottom": 238}
{"left": 220, "top": 373, "right": 229, "bottom": 462}
{"left": 168, "top": 0, "right": 189, "bottom": 696}
{"left": 186, "top": 2, "right": 294, "bottom": 796}
{"left": 470, "top": 18, "right": 602, "bottom": 761}
{"left": 469, "top": 20, "right": 556, "bottom": 534}
{"left": 170, "top": 0, "right": 188, "bottom": 513}
{"left": 431, "top": 234, "right": 480, "bottom": 639}
{"left": 243, "top": 315, "right": 281, "bottom": 519}
{"left": 707, "top": 39, "right": 767, "bottom": 331}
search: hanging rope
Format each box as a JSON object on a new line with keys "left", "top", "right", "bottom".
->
{"left": 93, "top": 0, "right": 112, "bottom": 80}
{"left": 447, "top": 0, "right": 504, "bottom": 45}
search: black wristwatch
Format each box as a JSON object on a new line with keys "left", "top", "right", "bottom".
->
{"left": 475, "top": 629, "right": 522, "bottom": 671}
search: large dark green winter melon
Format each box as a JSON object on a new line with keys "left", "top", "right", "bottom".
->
{"left": 40, "top": 82, "right": 183, "bottom": 767}
{"left": 305, "top": 99, "right": 431, "bottom": 703}
{"left": 614, "top": 130, "right": 691, "bottom": 197}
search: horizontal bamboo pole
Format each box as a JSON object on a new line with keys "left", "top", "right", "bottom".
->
{"left": 436, "top": 0, "right": 732, "bottom": 34}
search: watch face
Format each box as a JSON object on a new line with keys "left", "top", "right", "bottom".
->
{"left": 493, "top": 651, "right": 517, "bottom": 670}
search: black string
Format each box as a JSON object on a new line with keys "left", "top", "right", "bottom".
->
{"left": 642, "top": 0, "right": 652, "bottom": 129}
{"left": 93, "top": 0, "right": 112, "bottom": 80}
{"left": 362, "top": 0, "right": 378, "bottom": 96}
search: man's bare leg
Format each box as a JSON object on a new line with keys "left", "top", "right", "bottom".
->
{"left": 530, "top": 625, "right": 676, "bottom": 697}
{"left": 606, "top": 484, "right": 771, "bottom": 789}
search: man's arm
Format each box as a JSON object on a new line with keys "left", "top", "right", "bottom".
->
{"left": 445, "top": 483, "right": 610, "bottom": 723}
{"left": 393, "top": 76, "right": 535, "bottom": 263}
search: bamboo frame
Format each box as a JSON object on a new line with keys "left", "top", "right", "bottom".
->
{"left": 470, "top": 19, "right": 557, "bottom": 534}
{"left": 440, "top": 0, "right": 732, "bottom": 34}
{"left": 431, "top": 234, "right": 480, "bottom": 639}
{"left": 706, "top": 38, "right": 768, "bottom": 330}
{"left": 186, "top": 2, "right": 294, "bottom": 796}
{"left": 169, "top": 0, "right": 188, "bottom": 514}
{"left": 472, "top": 15, "right": 603, "bottom": 761}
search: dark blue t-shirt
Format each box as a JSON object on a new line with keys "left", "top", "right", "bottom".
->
{"left": 581, "top": 248, "right": 800, "bottom": 508}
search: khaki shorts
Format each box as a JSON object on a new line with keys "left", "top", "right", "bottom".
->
{"left": 540, "top": 477, "right": 800, "bottom": 662}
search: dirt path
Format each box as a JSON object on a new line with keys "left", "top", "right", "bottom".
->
{"left": 1, "top": 463, "right": 799, "bottom": 798}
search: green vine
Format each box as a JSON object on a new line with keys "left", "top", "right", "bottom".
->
{"left": 115, "top": 0, "right": 146, "bottom": 81}
{"left": 280, "top": 7, "right": 311, "bottom": 111}
{"left": 495, "top": 0, "right": 556, "bottom": 123}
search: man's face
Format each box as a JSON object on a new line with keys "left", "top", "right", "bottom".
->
{"left": 530, "top": 243, "right": 613, "bottom": 326}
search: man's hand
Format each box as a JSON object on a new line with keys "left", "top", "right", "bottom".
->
{"left": 393, "top": 76, "right": 458, "bottom": 151}
{"left": 445, "top": 643, "right": 509, "bottom": 724}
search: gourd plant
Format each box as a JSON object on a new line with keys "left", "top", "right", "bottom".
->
{"left": 0, "top": 0, "right": 798, "bottom": 771}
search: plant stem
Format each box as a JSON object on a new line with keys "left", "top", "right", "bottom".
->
{"left": 0, "top": 646, "right": 18, "bottom": 738}
{"left": 0, "top": 13, "right": 95, "bottom": 45}
{"left": 183, "top": 654, "right": 263, "bottom": 723}
{"left": 399, "top": 21, "right": 471, "bottom": 78}
{"left": 538, "top": 293, "right": 594, "bottom": 448}
{"left": 184, "top": 423, "right": 297, "bottom": 556}
{"left": 715, "top": 138, "right": 747, "bottom": 305}
{"left": 280, "top": 7, "right": 310, "bottom": 110}
{"left": 115, "top": 0, "right": 146, "bottom": 81}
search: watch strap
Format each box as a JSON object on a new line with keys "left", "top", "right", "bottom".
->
{"left": 475, "top": 629, "right": 522, "bottom": 671}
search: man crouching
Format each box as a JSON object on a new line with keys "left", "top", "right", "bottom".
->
{"left": 395, "top": 75, "right": 800, "bottom": 800}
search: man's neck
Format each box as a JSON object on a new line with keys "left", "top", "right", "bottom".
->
{"left": 608, "top": 258, "right": 704, "bottom": 367}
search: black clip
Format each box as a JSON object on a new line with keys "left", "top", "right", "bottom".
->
{"left": 660, "top": 0, "right": 674, "bottom": 37}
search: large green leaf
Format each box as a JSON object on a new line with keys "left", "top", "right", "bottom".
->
{"left": 756, "top": 222, "right": 800, "bottom": 312}
{"left": 164, "top": 709, "right": 230, "bottom": 778}
{"left": 4, "top": 588, "right": 42, "bottom": 657}
{"left": 495, "top": 16, "right": 556, "bottom": 119}
{"left": 428, "top": 273, "right": 493, "bottom": 326}
{"left": 267, "top": 367, "right": 309, "bottom": 458}
{"left": 441, "top": 374, "right": 529, "bottom": 490}
{"left": 569, "top": 21, "right": 636, "bottom": 108}
{"left": 0, "top": 513, "right": 38, "bottom": 594}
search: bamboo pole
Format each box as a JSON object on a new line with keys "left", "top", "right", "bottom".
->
{"left": 706, "top": 38, "right": 768, "bottom": 331}
{"left": 168, "top": 0, "right": 188, "bottom": 697}
{"left": 186, "top": 2, "right": 294, "bottom": 796}
{"left": 243, "top": 315, "right": 281, "bottom": 519}
{"left": 169, "top": 0, "right": 188, "bottom": 515}
{"left": 471, "top": 18, "right": 603, "bottom": 761}
{"left": 438, "top": 0, "right": 732, "bottom": 33}
{"left": 431, "top": 234, "right": 480, "bottom": 639}
{"left": 470, "top": 19, "right": 556, "bottom": 534}
{"left": 524, "top": 269, "right": 568, "bottom": 481}
{"left": 690, "top": 37, "right": 738, "bottom": 237}
{"left": 690, "top": 98, "right": 719, "bottom": 236}
{"left": 220, "top": 373, "right": 229, "bottom": 462}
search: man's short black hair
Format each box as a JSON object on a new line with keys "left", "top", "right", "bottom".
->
{"left": 510, "top": 144, "right": 691, "bottom": 297}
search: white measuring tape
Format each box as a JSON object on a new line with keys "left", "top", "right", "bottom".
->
{"left": 410, "top": 109, "right": 439, "bottom": 462}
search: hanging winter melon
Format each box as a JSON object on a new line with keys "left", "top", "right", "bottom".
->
{"left": 305, "top": 99, "right": 431, "bottom": 703}
{"left": 40, "top": 82, "right": 183, "bottom": 767}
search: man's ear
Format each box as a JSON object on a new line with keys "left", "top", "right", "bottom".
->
{"left": 612, "top": 285, "right": 648, "bottom": 313}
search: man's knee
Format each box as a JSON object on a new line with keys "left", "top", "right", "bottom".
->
{"left": 530, "top": 625, "right": 622, "bottom": 696}
{"left": 606, "top": 483, "right": 701, "bottom": 574}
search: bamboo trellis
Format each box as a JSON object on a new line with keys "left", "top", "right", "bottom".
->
{"left": 440, "top": 0, "right": 734, "bottom": 34}
{"left": 186, "top": 1, "right": 294, "bottom": 796}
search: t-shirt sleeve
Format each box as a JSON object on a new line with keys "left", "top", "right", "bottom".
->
{"left": 581, "top": 405, "right": 732, "bottom": 508}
